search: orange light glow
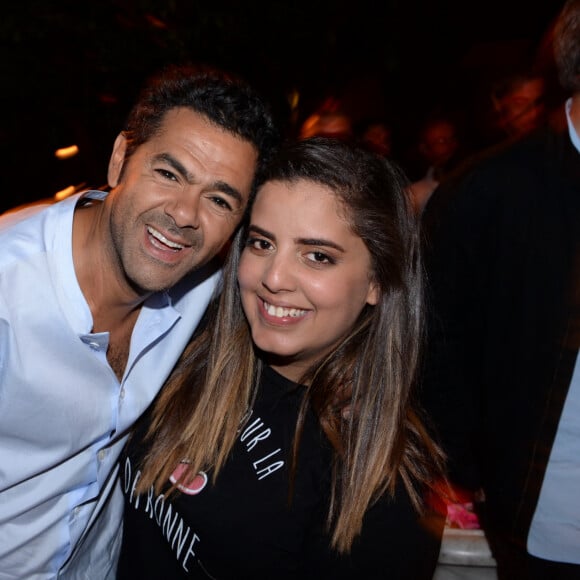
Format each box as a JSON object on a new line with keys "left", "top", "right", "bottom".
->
{"left": 54, "top": 145, "right": 79, "bottom": 160}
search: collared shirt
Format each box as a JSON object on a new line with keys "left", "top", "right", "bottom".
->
{"left": 527, "top": 98, "right": 580, "bottom": 564}
{"left": 528, "top": 355, "right": 580, "bottom": 563}
{"left": 0, "top": 192, "right": 219, "bottom": 579}
{"left": 565, "top": 97, "right": 580, "bottom": 154}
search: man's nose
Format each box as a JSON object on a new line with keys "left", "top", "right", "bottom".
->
{"left": 165, "top": 189, "right": 201, "bottom": 229}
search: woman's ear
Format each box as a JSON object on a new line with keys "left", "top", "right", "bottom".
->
{"left": 107, "top": 133, "right": 127, "bottom": 187}
{"left": 366, "top": 280, "right": 380, "bottom": 306}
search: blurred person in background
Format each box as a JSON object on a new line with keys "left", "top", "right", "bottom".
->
{"left": 298, "top": 97, "right": 354, "bottom": 141}
{"left": 407, "top": 115, "right": 464, "bottom": 214}
{"left": 0, "top": 63, "right": 279, "bottom": 579}
{"left": 420, "top": 1, "right": 580, "bottom": 577}
{"left": 356, "top": 117, "right": 394, "bottom": 158}
{"left": 489, "top": 70, "right": 548, "bottom": 143}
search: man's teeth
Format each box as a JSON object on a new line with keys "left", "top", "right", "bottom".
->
{"left": 264, "top": 301, "right": 306, "bottom": 318}
{"left": 147, "top": 226, "right": 184, "bottom": 250}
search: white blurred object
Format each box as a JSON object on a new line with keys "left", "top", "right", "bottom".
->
{"left": 433, "top": 526, "right": 497, "bottom": 580}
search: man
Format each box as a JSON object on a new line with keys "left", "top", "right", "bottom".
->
{"left": 0, "top": 64, "right": 279, "bottom": 579}
{"left": 490, "top": 72, "right": 547, "bottom": 142}
{"left": 421, "top": 1, "right": 580, "bottom": 578}
{"left": 408, "top": 116, "right": 462, "bottom": 215}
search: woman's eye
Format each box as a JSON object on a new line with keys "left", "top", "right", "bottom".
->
{"left": 306, "top": 251, "right": 333, "bottom": 264}
{"left": 246, "top": 237, "right": 272, "bottom": 251}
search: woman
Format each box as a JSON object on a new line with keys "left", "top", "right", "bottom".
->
{"left": 117, "top": 137, "right": 445, "bottom": 578}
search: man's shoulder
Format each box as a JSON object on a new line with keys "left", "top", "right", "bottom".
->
{"left": 0, "top": 190, "right": 100, "bottom": 228}
{"left": 422, "top": 127, "right": 571, "bottom": 245}
{"left": 0, "top": 195, "right": 81, "bottom": 276}
{"left": 0, "top": 201, "right": 54, "bottom": 268}
{"left": 0, "top": 198, "right": 54, "bottom": 229}
{"left": 469, "top": 126, "right": 568, "bottom": 177}
{"left": 435, "top": 128, "right": 567, "bottom": 200}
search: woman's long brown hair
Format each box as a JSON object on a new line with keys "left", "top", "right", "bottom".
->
{"left": 135, "top": 137, "right": 445, "bottom": 553}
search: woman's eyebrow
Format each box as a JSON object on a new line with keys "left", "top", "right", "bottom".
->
{"left": 248, "top": 224, "right": 274, "bottom": 239}
{"left": 296, "top": 237, "right": 345, "bottom": 252}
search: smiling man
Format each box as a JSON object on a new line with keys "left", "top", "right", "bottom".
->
{"left": 0, "top": 64, "right": 279, "bottom": 579}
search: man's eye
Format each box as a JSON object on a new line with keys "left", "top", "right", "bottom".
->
{"left": 155, "top": 168, "right": 177, "bottom": 181}
{"left": 210, "top": 196, "right": 233, "bottom": 211}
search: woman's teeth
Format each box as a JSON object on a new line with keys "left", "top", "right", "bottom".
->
{"left": 264, "top": 301, "right": 306, "bottom": 318}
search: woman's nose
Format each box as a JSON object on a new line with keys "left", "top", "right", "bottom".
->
{"left": 261, "top": 251, "right": 296, "bottom": 293}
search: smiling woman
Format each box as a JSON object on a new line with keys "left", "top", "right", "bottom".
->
{"left": 117, "top": 137, "right": 446, "bottom": 579}
{"left": 238, "top": 178, "right": 379, "bottom": 382}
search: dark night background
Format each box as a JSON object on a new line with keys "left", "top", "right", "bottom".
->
{"left": 0, "top": 0, "right": 567, "bottom": 213}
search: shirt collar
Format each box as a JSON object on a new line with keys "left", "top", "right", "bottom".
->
{"left": 565, "top": 98, "right": 580, "bottom": 154}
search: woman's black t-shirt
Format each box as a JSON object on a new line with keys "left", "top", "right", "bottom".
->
{"left": 117, "top": 366, "right": 441, "bottom": 579}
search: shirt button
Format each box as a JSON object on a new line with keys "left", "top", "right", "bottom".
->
{"left": 119, "top": 387, "right": 126, "bottom": 400}
{"left": 97, "top": 449, "right": 106, "bottom": 462}
{"left": 89, "top": 341, "right": 100, "bottom": 350}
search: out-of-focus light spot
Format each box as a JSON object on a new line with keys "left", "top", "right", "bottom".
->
{"left": 288, "top": 89, "right": 300, "bottom": 111}
{"left": 145, "top": 13, "right": 167, "bottom": 28}
{"left": 99, "top": 92, "right": 118, "bottom": 105}
{"left": 301, "top": 114, "right": 320, "bottom": 134}
{"left": 55, "top": 145, "right": 79, "bottom": 160}
{"left": 54, "top": 185, "right": 77, "bottom": 201}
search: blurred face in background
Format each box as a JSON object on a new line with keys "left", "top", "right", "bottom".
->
{"left": 361, "top": 123, "right": 392, "bottom": 157}
{"left": 419, "top": 120, "right": 458, "bottom": 167}
{"left": 494, "top": 77, "right": 546, "bottom": 138}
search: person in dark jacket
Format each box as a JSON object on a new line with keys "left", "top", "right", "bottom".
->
{"left": 420, "top": 1, "right": 580, "bottom": 578}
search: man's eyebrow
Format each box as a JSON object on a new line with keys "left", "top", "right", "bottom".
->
{"left": 154, "top": 153, "right": 244, "bottom": 205}
{"left": 155, "top": 153, "right": 189, "bottom": 179}
{"left": 212, "top": 180, "right": 244, "bottom": 206}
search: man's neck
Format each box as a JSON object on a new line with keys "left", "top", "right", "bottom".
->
{"left": 72, "top": 198, "right": 147, "bottom": 332}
